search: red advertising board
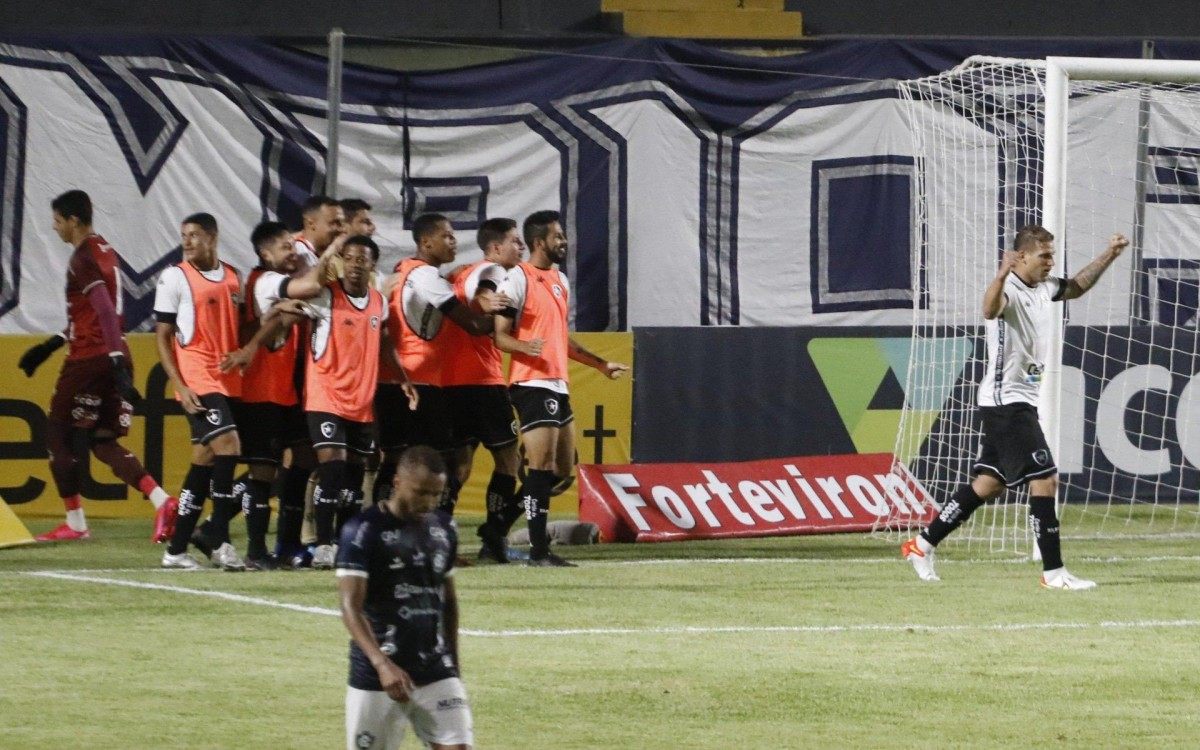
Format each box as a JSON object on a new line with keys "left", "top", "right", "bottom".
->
{"left": 577, "top": 453, "right": 936, "bottom": 543}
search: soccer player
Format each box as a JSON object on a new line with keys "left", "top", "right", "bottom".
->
{"left": 339, "top": 197, "right": 376, "bottom": 240}
{"left": 20, "top": 189, "right": 177, "bottom": 542}
{"left": 903, "top": 226, "right": 1130, "bottom": 589}
{"left": 287, "top": 235, "right": 416, "bottom": 569}
{"left": 218, "top": 221, "right": 316, "bottom": 569}
{"left": 294, "top": 195, "right": 346, "bottom": 269}
{"left": 336, "top": 445, "right": 473, "bottom": 750}
{"left": 375, "top": 213, "right": 508, "bottom": 513}
{"left": 154, "top": 213, "right": 246, "bottom": 571}
{"left": 494, "top": 210, "right": 629, "bottom": 566}
{"left": 444, "top": 218, "right": 542, "bottom": 563}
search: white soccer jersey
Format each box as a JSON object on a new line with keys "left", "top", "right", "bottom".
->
{"left": 153, "top": 263, "right": 235, "bottom": 346}
{"left": 400, "top": 263, "right": 456, "bottom": 340}
{"left": 253, "top": 270, "right": 289, "bottom": 318}
{"left": 293, "top": 236, "right": 318, "bottom": 270}
{"left": 977, "top": 274, "right": 1067, "bottom": 407}
{"left": 461, "top": 261, "right": 507, "bottom": 301}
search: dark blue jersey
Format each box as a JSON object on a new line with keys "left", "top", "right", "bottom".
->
{"left": 336, "top": 506, "right": 459, "bottom": 688}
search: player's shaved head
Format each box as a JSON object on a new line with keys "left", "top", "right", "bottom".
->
{"left": 301, "top": 195, "right": 339, "bottom": 217}
{"left": 1013, "top": 225, "right": 1054, "bottom": 252}
{"left": 397, "top": 445, "right": 447, "bottom": 476}
{"left": 390, "top": 446, "right": 448, "bottom": 517}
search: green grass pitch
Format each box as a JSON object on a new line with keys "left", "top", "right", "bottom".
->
{"left": 2, "top": 512, "right": 1198, "bottom": 748}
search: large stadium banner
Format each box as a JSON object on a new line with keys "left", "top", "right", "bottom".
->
{"left": 578, "top": 453, "right": 935, "bottom": 543}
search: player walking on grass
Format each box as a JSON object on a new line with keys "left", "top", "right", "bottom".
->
{"left": 493, "top": 211, "right": 629, "bottom": 567}
{"left": 19, "top": 190, "right": 178, "bottom": 543}
{"left": 903, "top": 225, "right": 1129, "bottom": 589}
{"left": 337, "top": 445, "right": 473, "bottom": 750}
{"left": 154, "top": 213, "right": 246, "bottom": 571}
{"left": 444, "top": 218, "right": 542, "bottom": 564}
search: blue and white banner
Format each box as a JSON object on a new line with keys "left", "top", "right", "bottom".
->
{"left": 2, "top": 36, "right": 1198, "bottom": 334}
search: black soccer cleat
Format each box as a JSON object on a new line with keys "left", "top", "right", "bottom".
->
{"left": 244, "top": 553, "right": 281, "bottom": 572}
{"left": 475, "top": 525, "right": 510, "bottom": 565}
{"left": 190, "top": 525, "right": 216, "bottom": 559}
{"left": 527, "top": 552, "right": 577, "bottom": 568}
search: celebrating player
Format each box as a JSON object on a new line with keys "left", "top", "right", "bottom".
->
{"left": 336, "top": 446, "right": 473, "bottom": 750}
{"left": 903, "top": 226, "right": 1130, "bottom": 589}
{"left": 444, "top": 218, "right": 542, "bottom": 563}
{"left": 20, "top": 189, "right": 177, "bottom": 543}
{"left": 494, "top": 210, "right": 629, "bottom": 567}
{"left": 154, "top": 213, "right": 246, "bottom": 571}
{"left": 294, "top": 195, "right": 345, "bottom": 268}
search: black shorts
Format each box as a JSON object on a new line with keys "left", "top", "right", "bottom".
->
{"left": 972, "top": 402, "right": 1056, "bottom": 487}
{"left": 235, "top": 401, "right": 308, "bottom": 464}
{"left": 374, "top": 383, "right": 453, "bottom": 452}
{"left": 308, "top": 411, "right": 376, "bottom": 455}
{"left": 187, "top": 393, "right": 239, "bottom": 445}
{"left": 445, "top": 385, "right": 518, "bottom": 449}
{"left": 48, "top": 355, "right": 134, "bottom": 436}
{"left": 510, "top": 385, "right": 574, "bottom": 432}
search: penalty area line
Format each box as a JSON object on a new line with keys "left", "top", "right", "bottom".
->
{"left": 21, "top": 571, "right": 1200, "bottom": 639}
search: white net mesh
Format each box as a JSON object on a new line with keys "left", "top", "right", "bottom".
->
{"left": 886, "top": 57, "right": 1200, "bottom": 551}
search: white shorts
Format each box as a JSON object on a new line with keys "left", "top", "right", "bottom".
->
{"left": 346, "top": 678, "right": 473, "bottom": 749}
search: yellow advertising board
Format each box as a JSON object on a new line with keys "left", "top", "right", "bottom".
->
{"left": 2, "top": 332, "right": 632, "bottom": 518}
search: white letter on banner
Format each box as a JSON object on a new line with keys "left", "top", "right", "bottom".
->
{"left": 602, "top": 473, "right": 651, "bottom": 531}
{"left": 815, "top": 477, "right": 855, "bottom": 518}
{"left": 738, "top": 481, "right": 784, "bottom": 523}
{"left": 846, "top": 475, "right": 889, "bottom": 516}
{"left": 1096, "top": 365, "right": 1171, "bottom": 475}
{"left": 702, "top": 470, "right": 755, "bottom": 525}
{"left": 761, "top": 479, "right": 806, "bottom": 520}
{"left": 784, "top": 465, "right": 833, "bottom": 519}
{"left": 650, "top": 486, "right": 695, "bottom": 529}
{"left": 682, "top": 483, "right": 723, "bottom": 528}
{"left": 1177, "top": 374, "right": 1200, "bottom": 470}
{"left": 875, "top": 474, "right": 918, "bottom": 515}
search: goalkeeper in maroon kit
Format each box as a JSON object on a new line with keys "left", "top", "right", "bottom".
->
{"left": 18, "top": 190, "right": 178, "bottom": 542}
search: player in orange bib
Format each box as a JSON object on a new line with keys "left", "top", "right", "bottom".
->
{"left": 19, "top": 190, "right": 178, "bottom": 544}
{"left": 444, "top": 218, "right": 543, "bottom": 563}
{"left": 374, "top": 213, "right": 508, "bottom": 515}
{"left": 494, "top": 211, "right": 629, "bottom": 566}
{"left": 293, "top": 195, "right": 345, "bottom": 270}
{"left": 153, "top": 213, "right": 246, "bottom": 571}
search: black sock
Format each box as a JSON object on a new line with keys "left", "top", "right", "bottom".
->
{"left": 244, "top": 479, "right": 273, "bottom": 558}
{"left": 276, "top": 464, "right": 310, "bottom": 554}
{"left": 207, "top": 455, "right": 240, "bottom": 545}
{"left": 336, "top": 463, "right": 366, "bottom": 536}
{"left": 921, "top": 484, "right": 986, "bottom": 547}
{"left": 169, "top": 464, "right": 213, "bottom": 555}
{"left": 1028, "top": 495, "right": 1063, "bottom": 571}
{"left": 521, "top": 469, "right": 557, "bottom": 558}
{"left": 374, "top": 458, "right": 398, "bottom": 506}
{"left": 314, "top": 459, "right": 346, "bottom": 546}
{"left": 482, "top": 472, "right": 517, "bottom": 536}
{"left": 436, "top": 451, "right": 462, "bottom": 515}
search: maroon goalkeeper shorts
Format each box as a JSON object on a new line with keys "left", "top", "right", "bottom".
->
{"left": 48, "top": 354, "right": 134, "bottom": 436}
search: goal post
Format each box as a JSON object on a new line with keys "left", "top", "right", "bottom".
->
{"left": 886, "top": 55, "right": 1200, "bottom": 551}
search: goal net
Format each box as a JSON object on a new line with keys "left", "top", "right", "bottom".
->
{"left": 886, "top": 56, "right": 1200, "bottom": 552}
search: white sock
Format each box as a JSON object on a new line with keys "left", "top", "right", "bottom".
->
{"left": 1042, "top": 566, "right": 1063, "bottom": 577}
{"left": 916, "top": 536, "right": 935, "bottom": 554}
{"left": 147, "top": 487, "right": 170, "bottom": 510}
{"left": 66, "top": 508, "right": 87, "bottom": 532}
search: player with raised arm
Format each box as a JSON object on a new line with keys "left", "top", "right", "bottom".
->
{"left": 374, "top": 213, "right": 508, "bottom": 514}
{"left": 903, "top": 225, "right": 1129, "bottom": 589}
{"left": 294, "top": 195, "right": 345, "bottom": 269}
{"left": 154, "top": 213, "right": 246, "bottom": 571}
{"left": 444, "top": 218, "right": 542, "bottom": 563}
{"left": 20, "top": 190, "right": 178, "bottom": 543}
{"left": 337, "top": 445, "right": 473, "bottom": 750}
{"left": 494, "top": 211, "right": 629, "bottom": 567}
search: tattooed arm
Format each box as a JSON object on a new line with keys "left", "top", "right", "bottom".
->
{"left": 1061, "top": 234, "right": 1130, "bottom": 300}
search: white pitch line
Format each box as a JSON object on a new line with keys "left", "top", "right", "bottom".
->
{"left": 22, "top": 570, "right": 1200, "bottom": 639}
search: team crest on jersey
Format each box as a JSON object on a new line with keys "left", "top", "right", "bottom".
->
{"left": 355, "top": 730, "right": 376, "bottom": 749}
{"left": 1032, "top": 449, "right": 1050, "bottom": 466}
{"left": 205, "top": 409, "right": 221, "bottom": 426}
{"left": 544, "top": 398, "right": 559, "bottom": 415}
{"left": 551, "top": 284, "right": 563, "bottom": 298}
{"left": 369, "top": 315, "right": 380, "bottom": 330}
{"left": 321, "top": 421, "right": 336, "bottom": 439}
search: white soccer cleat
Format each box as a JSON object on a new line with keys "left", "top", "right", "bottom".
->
{"left": 161, "top": 550, "right": 203, "bottom": 570}
{"left": 211, "top": 542, "right": 247, "bottom": 572}
{"left": 311, "top": 544, "right": 336, "bottom": 570}
{"left": 1040, "top": 568, "right": 1097, "bottom": 591}
{"left": 901, "top": 537, "right": 940, "bottom": 582}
